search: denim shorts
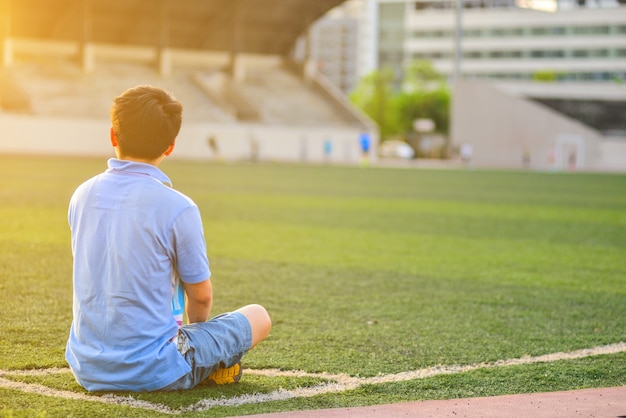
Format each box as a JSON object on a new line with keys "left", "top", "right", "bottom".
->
{"left": 160, "top": 311, "right": 252, "bottom": 390}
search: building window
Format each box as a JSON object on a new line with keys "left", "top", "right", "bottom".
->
{"left": 591, "top": 49, "right": 610, "bottom": 57}
{"left": 414, "top": 1, "right": 453, "bottom": 10}
{"left": 488, "top": 50, "right": 523, "bottom": 58}
{"left": 530, "top": 27, "right": 567, "bottom": 36}
{"left": 489, "top": 28, "right": 524, "bottom": 37}
{"left": 572, "top": 49, "right": 610, "bottom": 57}
{"left": 571, "top": 26, "right": 611, "bottom": 35}
{"left": 463, "top": 29, "right": 483, "bottom": 37}
{"left": 573, "top": 72, "right": 613, "bottom": 81}
{"left": 425, "top": 52, "right": 451, "bottom": 59}
{"left": 530, "top": 50, "right": 565, "bottom": 58}
{"left": 413, "top": 29, "right": 453, "bottom": 38}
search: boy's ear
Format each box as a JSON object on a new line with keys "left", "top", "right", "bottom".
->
{"left": 164, "top": 143, "right": 175, "bottom": 156}
{"left": 110, "top": 127, "right": 118, "bottom": 147}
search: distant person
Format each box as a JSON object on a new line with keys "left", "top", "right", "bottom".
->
{"left": 66, "top": 85, "right": 271, "bottom": 392}
{"left": 522, "top": 149, "right": 531, "bottom": 169}
{"left": 359, "top": 133, "right": 371, "bottom": 166}
{"left": 323, "top": 138, "right": 333, "bottom": 163}
{"left": 568, "top": 151, "right": 577, "bottom": 171}
{"left": 250, "top": 134, "right": 260, "bottom": 162}
{"left": 207, "top": 134, "right": 222, "bottom": 162}
{"left": 460, "top": 143, "right": 473, "bottom": 168}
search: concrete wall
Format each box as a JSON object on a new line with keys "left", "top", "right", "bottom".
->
{"left": 0, "top": 113, "right": 368, "bottom": 165}
{"left": 0, "top": 114, "right": 112, "bottom": 157}
{"left": 598, "top": 137, "right": 626, "bottom": 172}
{"left": 450, "top": 80, "right": 615, "bottom": 171}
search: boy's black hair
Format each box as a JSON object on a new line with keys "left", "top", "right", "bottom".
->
{"left": 110, "top": 85, "right": 183, "bottom": 160}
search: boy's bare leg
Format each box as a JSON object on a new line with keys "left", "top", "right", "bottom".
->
{"left": 236, "top": 304, "right": 272, "bottom": 348}
{"left": 201, "top": 304, "right": 271, "bottom": 386}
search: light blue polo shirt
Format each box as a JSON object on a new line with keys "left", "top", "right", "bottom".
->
{"left": 66, "top": 158, "right": 211, "bottom": 391}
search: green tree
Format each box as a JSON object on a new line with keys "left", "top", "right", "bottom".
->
{"left": 394, "top": 86, "right": 450, "bottom": 137}
{"left": 532, "top": 69, "right": 563, "bottom": 82}
{"left": 403, "top": 60, "right": 446, "bottom": 92}
{"left": 349, "top": 68, "right": 396, "bottom": 140}
{"left": 394, "top": 61, "right": 450, "bottom": 136}
{"left": 350, "top": 61, "right": 451, "bottom": 155}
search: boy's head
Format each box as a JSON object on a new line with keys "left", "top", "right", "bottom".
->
{"left": 110, "top": 85, "right": 183, "bottom": 160}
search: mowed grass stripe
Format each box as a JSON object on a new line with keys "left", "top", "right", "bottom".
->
{"left": 206, "top": 220, "right": 624, "bottom": 290}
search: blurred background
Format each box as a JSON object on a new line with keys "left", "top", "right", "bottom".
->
{"left": 0, "top": 0, "right": 625, "bottom": 171}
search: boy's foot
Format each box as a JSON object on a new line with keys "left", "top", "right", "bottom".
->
{"left": 202, "top": 362, "right": 242, "bottom": 385}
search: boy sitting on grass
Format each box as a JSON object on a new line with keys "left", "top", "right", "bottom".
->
{"left": 66, "top": 85, "right": 271, "bottom": 392}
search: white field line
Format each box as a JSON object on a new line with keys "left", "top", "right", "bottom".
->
{"left": 0, "top": 377, "right": 177, "bottom": 414}
{"left": 244, "top": 341, "right": 626, "bottom": 386}
{"left": 0, "top": 342, "right": 624, "bottom": 414}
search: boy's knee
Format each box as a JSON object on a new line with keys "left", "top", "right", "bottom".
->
{"left": 237, "top": 304, "right": 271, "bottom": 347}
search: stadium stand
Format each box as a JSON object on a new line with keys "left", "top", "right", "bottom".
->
{"left": 0, "top": 0, "right": 377, "bottom": 163}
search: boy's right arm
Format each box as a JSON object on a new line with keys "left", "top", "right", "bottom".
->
{"left": 182, "top": 279, "right": 213, "bottom": 323}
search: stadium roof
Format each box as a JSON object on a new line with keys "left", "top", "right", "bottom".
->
{"left": 3, "top": 0, "right": 347, "bottom": 55}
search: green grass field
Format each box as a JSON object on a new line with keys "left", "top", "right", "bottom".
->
{"left": 0, "top": 154, "right": 624, "bottom": 417}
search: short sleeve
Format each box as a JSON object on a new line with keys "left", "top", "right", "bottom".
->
{"left": 172, "top": 206, "right": 211, "bottom": 284}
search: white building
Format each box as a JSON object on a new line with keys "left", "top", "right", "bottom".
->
{"left": 308, "top": 0, "right": 376, "bottom": 93}
{"left": 309, "top": 0, "right": 626, "bottom": 170}
{"left": 395, "top": 0, "right": 626, "bottom": 83}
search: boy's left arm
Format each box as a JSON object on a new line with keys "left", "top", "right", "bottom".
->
{"left": 182, "top": 279, "right": 213, "bottom": 323}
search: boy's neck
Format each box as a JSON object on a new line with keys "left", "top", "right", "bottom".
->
{"left": 115, "top": 151, "right": 165, "bottom": 167}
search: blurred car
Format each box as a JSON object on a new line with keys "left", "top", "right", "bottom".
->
{"left": 378, "top": 140, "right": 415, "bottom": 159}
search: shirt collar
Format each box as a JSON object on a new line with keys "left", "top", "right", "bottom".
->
{"left": 106, "top": 158, "right": 173, "bottom": 187}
